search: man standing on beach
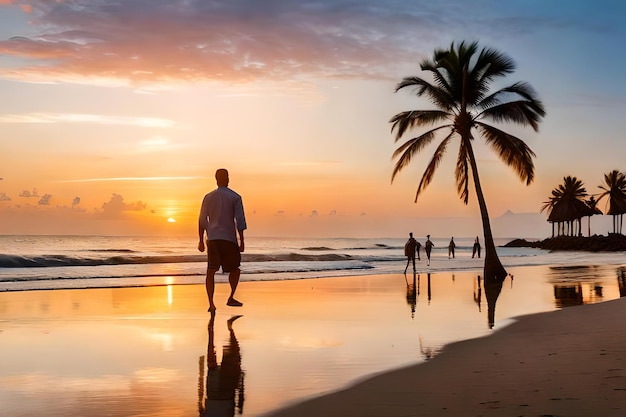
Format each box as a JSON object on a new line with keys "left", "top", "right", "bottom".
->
{"left": 198, "top": 168, "right": 247, "bottom": 311}
{"left": 404, "top": 232, "right": 420, "bottom": 273}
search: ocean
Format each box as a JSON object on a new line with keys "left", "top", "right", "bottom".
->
{"left": 2, "top": 234, "right": 626, "bottom": 292}
{"left": 2, "top": 235, "right": 626, "bottom": 417}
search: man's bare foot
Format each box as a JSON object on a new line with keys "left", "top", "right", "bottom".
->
{"left": 226, "top": 298, "right": 243, "bottom": 307}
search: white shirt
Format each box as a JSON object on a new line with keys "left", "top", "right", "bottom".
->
{"left": 199, "top": 186, "right": 247, "bottom": 244}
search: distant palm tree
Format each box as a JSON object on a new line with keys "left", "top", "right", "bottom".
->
{"left": 598, "top": 170, "right": 626, "bottom": 234}
{"left": 541, "top": 176, "right": 590, "bottom": 237}
{"left": 390, "top": 41, "right": 545, "bottom": 281}
{"left": 585, "top": 195, "right": 602, "bottom": 237}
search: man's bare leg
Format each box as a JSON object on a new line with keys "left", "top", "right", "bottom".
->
{"left": 227, "top": 267, "right": 242, "bottom": 306}
{"left": 205, "top": 267, "right": 218, "bottom": 311}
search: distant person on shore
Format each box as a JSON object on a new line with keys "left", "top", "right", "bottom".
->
{"left": 448, "top": 237, "right": 456, "bottom": 259}
{"left": 472, "top": 236, "right": 481, "bottom": 258}
{"left": 425, "top": 235, "right": 434, "bottom": 266}
{"left": 404, "top": 232, "right": 421, "bottom": 273}
{"left": 198, "top": 168, "right": 247, "bottom": 311}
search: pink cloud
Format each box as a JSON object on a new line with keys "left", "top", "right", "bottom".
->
{"left": 0, "top": 1, "right": 445, "bottom": 85}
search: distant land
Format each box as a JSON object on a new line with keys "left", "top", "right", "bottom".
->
{"left": 504, "top": 234, "right": 626, "bottom": 252}
{"left": 491, "top": 210, "right": 617, "bottom": 241}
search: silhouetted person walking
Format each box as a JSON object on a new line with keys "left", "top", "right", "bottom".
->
{"left": 198, "top": 168, "right": 247, "bottom": 311}
{"left": 404, "top": 232, "right": 420, "bottom": 273}
{"left": 472, "top": 236, "right": 481, "bottom": 258}
{"left": 425, "top": 235, "right": 434, "bottom": 266}
{"left": 448, "top": 237, "right": 456, "bottom": 259}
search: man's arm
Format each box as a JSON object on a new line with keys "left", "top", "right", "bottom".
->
{"left": 198, "top": 196, "right": 208, "bottom": 252}
{"left": 238, "top": 229, "right": 245, "bottom": 253}
{"left": 234, "top": 195, "right": 247, "bottom": 252}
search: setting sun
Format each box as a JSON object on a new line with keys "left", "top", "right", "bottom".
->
{"left": 167, "top": 217, "right": 176, "bottom": 223}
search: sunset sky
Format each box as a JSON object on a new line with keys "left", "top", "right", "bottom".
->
{"left": 0, "top": 0, "right": 624, "bottom": 238}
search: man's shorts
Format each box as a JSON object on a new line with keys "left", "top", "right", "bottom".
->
{"left": 207, "top": 240, "right": 241, "bottom": 272}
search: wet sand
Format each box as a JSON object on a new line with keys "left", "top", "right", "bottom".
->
{"left": 1, "top": 267, "right": 625, "bottom": 416}
{"left": 267, "top": 296, "right": 626, "bottom": 417}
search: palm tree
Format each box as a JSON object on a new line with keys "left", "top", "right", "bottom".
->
{"left": 540, "top": 176, "right": 590, "bottom": 237}
{"left": 598, "top": 170, "right": 626, "bottom": 234}
{"left": 585, "top": 196, "right": 602, "bottom": 237}
{"left": 390, "top": 41, "right": 545, "bottom": 281}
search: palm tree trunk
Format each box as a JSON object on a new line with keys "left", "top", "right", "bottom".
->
{"left": 466, "top": 141, "right": 507, "bottom": 282}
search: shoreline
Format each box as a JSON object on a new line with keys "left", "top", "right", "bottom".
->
{"left": 1, "top": 266, "right": 626, "bottom": 416}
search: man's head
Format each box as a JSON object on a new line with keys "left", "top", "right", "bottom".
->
{"left": 409, "top": 232, "right": 413, "bottom": 238}
{"left": 215, "top": 168, "right": 229, "bottom": 187}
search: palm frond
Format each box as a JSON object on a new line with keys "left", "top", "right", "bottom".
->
{"left": 395, "top": 76, "right": 455, "bottom": 111}
{"left": 414, "top": 133, "right": 453, "bottom": 202}
{"left": 478, "top": 100, "right": 544, "bottom": 131}
{"left": 391, "top": 127, "right": 449, "bottom": 182}
{"left": 478, "top": 82, "right": 540, "bottom": 108}
{"left": 476, "top": 122, "right": 535, "bottom": 184}
{"left": 478, "top": 82, "right": 546, "bottom": 127}
{"left": 474, "top": 47, "right": 515, "bottom": 83}
{"left": 389, "top": 110, "right": 451, "bottom": 141}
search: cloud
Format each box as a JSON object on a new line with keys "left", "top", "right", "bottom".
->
{"left": 58, "top": 176, "right": 199, "bottom": 183}
{"left": 0, "top": 0, "right": 514, "bottom": 85}
{"left": 0, "top": 192, "right": 11, "bottom": 201}
{"left": 19, "top": 188, "right": 38, "bottom": 198}
{"left": 0, "top": 113, "right": 176, "bottom": 127}
{"left": 38, "top": 193, "right": 52, "bottom": 205}
{"left": 101, "top": 193, "right": 147, "bottom": 215}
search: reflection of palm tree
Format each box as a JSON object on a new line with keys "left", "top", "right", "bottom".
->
{"left": 473, "top": 275, "right": 482, "bottom": 312}
{"left": 553, "top": 285, "right": 583, "bottom": 308}
{"left": 199, "top": 313, "right": 245, "bottom": 417}
{"left": 483, "top": 275, "right": 504, "bottom": 329}
{"left": 390, "top": 41, "right": 545, "bottom": 281}
{"left": 541, "top": 176, "right": 591, "bottom": 237}
{"left": 617, "top": 267, "right": 626, "bottom": 297}
{"left": 598, "top": 170, "right": 626, "bottom": 234}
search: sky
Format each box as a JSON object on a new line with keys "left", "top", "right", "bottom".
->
{"left": 0, "top": 0, "right": 625, "bottom": 238}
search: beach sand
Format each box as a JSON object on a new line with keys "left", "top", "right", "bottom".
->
{"left": 1, "top": 269, "right": 625, "bottom": 416}
{"left": 267, "top": 296, "right": 626, "bottom": 417}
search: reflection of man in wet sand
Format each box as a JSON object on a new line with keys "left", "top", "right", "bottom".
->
{"left": 199, "top": 313, "right": 244, "bottom": 417}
